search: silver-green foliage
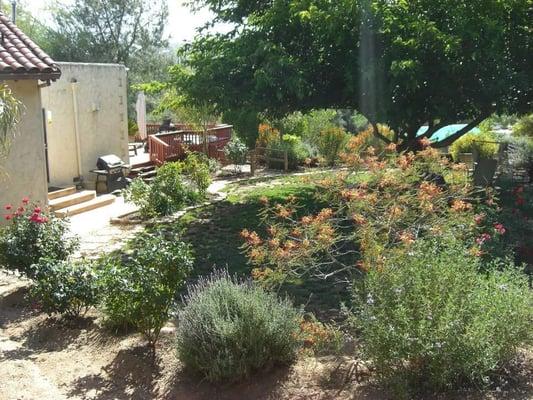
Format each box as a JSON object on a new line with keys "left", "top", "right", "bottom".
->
{"left": 176, "top": 271, "right": 302, "bottom": 382}
{"left": 353, "top": 238, "right": 532, "bottom": 395}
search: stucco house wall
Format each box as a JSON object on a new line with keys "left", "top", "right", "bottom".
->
{"left": 41, "top": 62, "right": 129, "bottom": 189}
{"left": 0, "top": 80, "right": 48, "bottom": 213}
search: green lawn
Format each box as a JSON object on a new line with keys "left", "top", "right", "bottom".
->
{"left": 139, "top": 173, "right": 351, "bottom": 318}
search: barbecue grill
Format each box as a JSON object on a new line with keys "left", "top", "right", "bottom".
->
{"left": 91, "top": 154, "right": 130, "bottom": 193}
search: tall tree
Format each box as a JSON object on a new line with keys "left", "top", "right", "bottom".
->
{"left": 175, "top": 0, "right": 532, "bottom": 149}
{"left": 1, "top": 1, "right": 53, "bottom": 50}
{"left": 45, "top": 0, "right": 173, "bottom": 117}
{"left": 47, "top": 0, "right": 168, "bottom": 66}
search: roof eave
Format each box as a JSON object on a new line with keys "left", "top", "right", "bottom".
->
{"left": 0, "top": 70, "right": 61, "bottom": 82}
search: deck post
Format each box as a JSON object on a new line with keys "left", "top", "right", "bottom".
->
{"left": 250, "top": 150, "right": 256, "bottom": 176}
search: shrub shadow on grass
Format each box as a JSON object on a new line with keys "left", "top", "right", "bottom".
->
{"left": 116, "top": 176, "right": 350, "bottom": 317}
{"left": 175, "top": 184, "right": 348, "bottom": 316}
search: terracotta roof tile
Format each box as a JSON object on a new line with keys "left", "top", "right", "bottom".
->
{"left": 0, "top": 12, "right": 60, "bottom": 80}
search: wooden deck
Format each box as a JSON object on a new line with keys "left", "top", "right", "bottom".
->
{"left": 147, "top": 125, "right": 232, "bottom": 166}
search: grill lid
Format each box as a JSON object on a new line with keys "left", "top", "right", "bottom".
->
{"left": 96, "top": 154, "right": 124, "bottom": 170}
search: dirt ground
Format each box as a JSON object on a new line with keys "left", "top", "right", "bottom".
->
{"left": 1, "top": 272, "right": 532, "bottom": 400}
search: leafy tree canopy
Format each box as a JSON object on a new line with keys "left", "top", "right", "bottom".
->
{"left": 46, "top": 0, "right": 168, "bottom": 65}
{"left": 174, "top": 0, "right": 532, "bottom": 148}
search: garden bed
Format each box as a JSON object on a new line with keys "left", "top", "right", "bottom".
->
{"left": 1, "top": 271, "right": 532, "bottom": 399}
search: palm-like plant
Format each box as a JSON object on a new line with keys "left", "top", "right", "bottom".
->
{"left": 0, "top": 83, "right": 23, "bottom": 161}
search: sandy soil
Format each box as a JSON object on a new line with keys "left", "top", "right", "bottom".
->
{"left": 1, "top": 277, "right": 532, "bottom": 399}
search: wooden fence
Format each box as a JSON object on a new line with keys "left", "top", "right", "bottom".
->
{"left": 147, "top": 125, "right": 233, "bottom": 165}
{"left": 250, "top": 146, "right": 289, "bottom": 175}
{"left": 146, "top": 123, "right": 196, "bottom": 136}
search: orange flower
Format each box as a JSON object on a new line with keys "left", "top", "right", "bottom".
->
{"left": 241, "top": 229, "right": 262, "bottom": 245}
{"left": 291, "top": 228, "right": 302, "bottom": 237}
{"left": 268, "top": 238, "right": 280, "bottom": 248}
{"left": 284, "top": 240, "right": 297, "bottom": 251}
{"left": 385, "top": 142, "right": 397, "bottom": 152}
{"left": 419, "top": 181, "right": 442, "bottom": 196}
{"left": 398, "top": 230, "right": 415, "bottom": 245}
{"left": 451, "top": 163, "right": 468, "bottom": 172}
{"left": 301, "top": 215, "right": 314, "bottom": 224}
{"left": 419, "top": 137, "right": 432, "bottom": 148}
{"left": 356, "top": 260, "right": 369, "bottom": 272}
{"left": 390, "top": 205, "right": 403, "bottom": 219}
{"left": 352, "top": 213, "right": 367, "bottom": 225}
{"left": 249, "top": 248, "right": 266, "bottom": 263}
{"left": 267, "top": 226, "right": 278, "bottom": 236}
{"left": 397, "top": 153, "right": 414, "bottom": 169}
{"left": 316, "top": 208, "right": 333, "bottom": 221}
{"left": 451, "top": 199, "right": 472, "bottom": 212}
{"left": 275, "top": 205, "right": 293, "bottom": 218}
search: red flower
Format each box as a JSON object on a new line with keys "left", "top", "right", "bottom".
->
{"left": 22, "top": 197, "right": 29, "bottom": 205}
{"left": 4, "top": 204, "right": 12, "bottom": 210}
{"left": 515, "top": 197, "right": 525, "bottom": 206}
{"left": 4, "top": 214, "right": 12, "bottom": 220}
{"left": 513, "top": 186, "right": 524, "bottom": 195}
{"left": 34, "top": 207, "right": 41, "bottom": 214}
{"left": 494, "top": 223, "right": 506, "bottom": 235}
{"left": 476, "top": 233, "right": 492, "bottom": 245}
{"left": 17, "top": 206, "right": 25, "bottom": 213}
{"left": 474, "top": 213, "right": 485, "bottom": 225}
{"left": 29, "top": 212, "right": 45, "bottom": 224}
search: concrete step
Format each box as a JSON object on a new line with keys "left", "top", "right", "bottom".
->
{"left": 47, "top": 186, "right": 77, "bottom": 201}
{"left": 49, "top": 190, "right": 96, "bottom": 211}
{"left": 54, "top": 194, "right": 116, "bottom": 218}
{"left": 129, "top": 165, "right": 156, "bottom": 179}
{"left": 139, "top": 169, "right": 157, "bottom": 179}
{"left": 130, "top": 165, "right": 155, "bottom": 174}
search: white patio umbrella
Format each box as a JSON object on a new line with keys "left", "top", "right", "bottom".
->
{"left": 135, "top": 91, "right": 147, "bottom": 140}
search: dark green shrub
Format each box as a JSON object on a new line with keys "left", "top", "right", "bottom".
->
{"left": 353, "top": 238, "right": 532, "bottom": 395}
{"left": 182, "top": 152, "right": 213, "bottom": 195}
{"left": 99, "top": 233, "right": 193, "bottom": 344}
{"left": 124, "top": 156, "right": 212, "bottom": 218}
{"left": 128, "top": 119, "right": 139, "bottom": 137}
{"left": 512, "top": 114, "right": 533, "bottom": 138}
{"left": 30, "top": 258, "right": 98, "bottom": 318}
{"left": 176, "top": 271, "right": 302, "bottom": 382}
{"left": 317, "top": 127, "right": 350, "bottom": 165}
{"left": 224, "top": 136, "right": 249, "bottom": 165}
{"left": 450, "top": 130, "right": 499, "bottom": 161}
{"left": 0, "top": 199, "right": 78, "bottom": 278}
{"left": 266, "top": 134, "right": 308, "bottom": 170}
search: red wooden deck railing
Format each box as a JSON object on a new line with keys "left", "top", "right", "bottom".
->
{"left": 147, "top": 124, "right": 232, "bottom": 166}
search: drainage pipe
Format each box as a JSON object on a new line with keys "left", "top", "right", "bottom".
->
{"left": 71, "top": 80, "right": 83, "bottom": 179}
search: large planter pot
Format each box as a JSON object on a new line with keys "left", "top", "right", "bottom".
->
{"left": 473, "top": 158, "right": 498, "bottom": 186}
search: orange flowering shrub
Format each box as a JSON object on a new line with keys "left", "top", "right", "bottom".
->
{"left": 242, "top": 142, "right": 491, "bottom": 284}
{"left": 298, "top": 317, "right": 343, "bottom": 355}
{"left": 256, "top": 123, "right": 280, "bottom": 150}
